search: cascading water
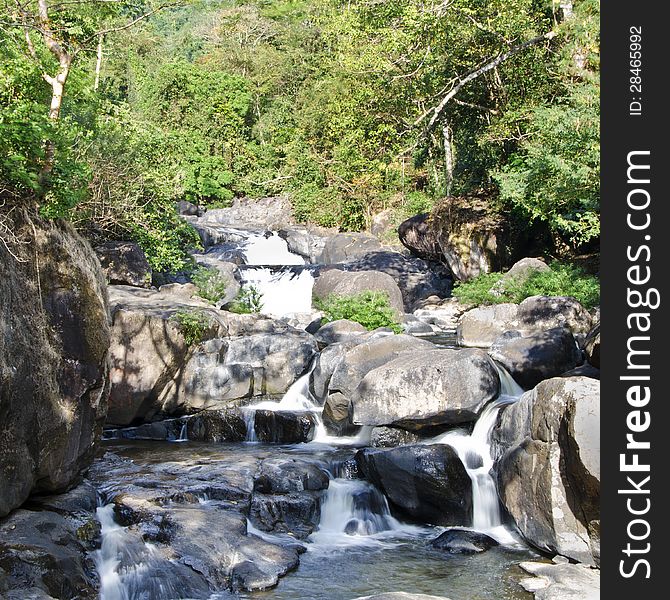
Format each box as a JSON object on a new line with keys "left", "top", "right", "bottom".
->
{"left": 432, "top": 363, "right": 524, "bottom": 539}
{"left": 242, "top": 232, "right": 305, "bottom": 266}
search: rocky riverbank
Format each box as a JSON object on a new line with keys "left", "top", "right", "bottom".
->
{"left": 0, "top": 199, "right": 599, "bottom": 600}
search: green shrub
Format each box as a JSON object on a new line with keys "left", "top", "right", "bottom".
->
{"left": 227, "top": 284, "right": 264, "bottom": 314}
{"left": 453, "top": 263, "right": 600, "bottom": 309}
{"left": 315, "top": 291, "right": 402, "bottom": 333}
{"left": 170, "top": 309, "right": 214, "bottom": 345}
{"left": 192, "top": 266, "right": 227, "bottom": 304}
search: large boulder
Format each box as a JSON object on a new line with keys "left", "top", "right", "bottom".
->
{"left": 313, "top": 319, "right": 368, "bottom": 348}
{"left": 430, "top": 196, "right": 515, "bottom": 281}
{"left": 356, "top": 445, "right": 472, "bottom": 525}
{"left": 309, "top": 341, "right": 358, "bottom": 401}
{"left": 492, "top": 377, "right": 600, "bottom": 565}
{"left": 458, "top": 296, "right": 593, "bottom": 348}
{"left": 352, "top": 349, "right": 500, "bottom": 430}
{"left": 398, "top": 213, "right": 443, "bottom": 262}
{"left": 190, "top": 196, "right": 295, "bottom": 231}
{"left": 457, "top": 304, "right": 520, "bottom": 348}
{"left": 95, "top": 240, "right": 152, "bottom": 288}
{"left": 518, "top": 561, "right": 600, "bottom": 600}
{"left": 337, "top": 251, "right": 452, "bottom": 311}
{"left": 0, "top": 212, "right": 110, "bottom": 517}
{"left": 317, "top": 233, "right": 382, "bottom": 264}
{"left": 322, "top": 335, "right": 435, "bottom": 434}
{"left": 516, "top": 296, "right": 593, "bottom": 337}
{"left": 278, "top": 226, "right": 333, "bottom": 263}
{"left": 489, "top": 328, "right": 582, "bottom": 389}
{"left": 313, "top": 269, "right": 404, "bottom": 316}
{"left": 252, "top": 410, "right": 318, "bottom": 443}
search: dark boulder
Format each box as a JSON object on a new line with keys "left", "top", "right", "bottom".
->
{"left": 356, "top": 444, "right": 472, "bottom": 526}
{"left": 398, "top": 213, "right": 443, "bottom": 262}
{"left": 488, "top": 327, "right": 582, "bottom": 390}
{"left": 252, "top": 410, "right": 318, "bottom": 443}
{"left": 430, "top": 528, "right": 499, "bottom": 554}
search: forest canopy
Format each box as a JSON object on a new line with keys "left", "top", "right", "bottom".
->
{"left": 1, "top": 0, "right": 600, "bottom": 271}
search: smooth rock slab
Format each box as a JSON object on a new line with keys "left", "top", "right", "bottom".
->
{"left": 518, "top": 561, "right": 600, "bottom": 600}
{"left": 352, "top": 348, "right": 500, "bottom": 430}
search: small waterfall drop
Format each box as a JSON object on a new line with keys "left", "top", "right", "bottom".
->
{"left": 433, "top": 363, "right": 524, "bottom": 539}
{"left": 175, "top": 422, "right": 188, "bottom": 443}
{"left": 242, "top": 232, "right": 305, "bottom": 266}
{"left": 240, "top": 267, "right": 315, "bottom": 318}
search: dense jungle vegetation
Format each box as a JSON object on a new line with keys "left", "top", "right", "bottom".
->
{"left": 1, "top": 0, "right": 599, "bottom": 272}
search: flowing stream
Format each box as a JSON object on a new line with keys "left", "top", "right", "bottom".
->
{"left": 94, "top": 223, "right": 534, "bottom": 600}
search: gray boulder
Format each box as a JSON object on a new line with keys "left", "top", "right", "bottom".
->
{"left": 318, "top": 233, "right": 382, "bottom": 264}
{"left": 352, "top": 348, "right": 500, "bottom": 430}
{"left": 492, "top": 377, "right": 600, "bottom": 565}
{"left": 489, "top": 327, "right": 582, "bottom": 390}
{"left": 187, "top": 409, "right": 247, "bottom": 442}
{"left": 313, "top": 269, "right": 404, "bottom": 315}
{"left": 0, "top": 213, "right": 110, "bottom": 517}
{"left": 457, "top": 303, "right": 520, "bottom": 348}
{"left": 310, "top": 341, "right": 358, "bottom": 401}
{"left": 517, "top": 295, "right": 593, "bottom": 337}
{"left": 95, "top": 240, "right": 152, "bottom": 288}
{"left": 370, "top": 427, "right": 423, "bottom": 448}
{"left": 489, "top": 257, "right": 550, "bottom": 297}
{"left": 356, "top": 445, "right": 472, "bottom": 526}
{"left": 313, "top": 319, "right": 368, "bottom": 348}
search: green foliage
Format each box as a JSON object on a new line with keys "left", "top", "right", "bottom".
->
{"left": 227, "top": 284, "right": 264, "bottom": 314}
{"left": 192, "top": 266, "right": 228, "bottom": 304}
{"left": 170, "top": 309, "right": 215, "bottom": 345}
{"left": 315, "top": 291, "right": 402, "bottom": 333}
{"left": 453, "top": 263, "right": 600, "bottom": 309}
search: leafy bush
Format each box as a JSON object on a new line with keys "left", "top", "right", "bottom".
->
{"left": 315, "top": 291, "right": 402, "bottom": 333}
{"left": 227, "top": 284, "right": 264, "bottom": 314}
{"left": 453, "top": 263, "right": 600, "bottom": 309}
{"left": 192, "top": 266, "right": 227, "bottom": 304}
{"left": 170, "top": 309, "right": 214, "bottom": 345}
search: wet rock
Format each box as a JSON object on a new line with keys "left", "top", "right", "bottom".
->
{"left": 187, "top": 409, "right": 247, "bottom": 442}
{"left": 313, "top": 269, "right": 405, "bottom": 316}
{"left": 250, "top": 492, "right": 322, "bottom": 539}
{"left": 253, "top": 458, "right": 330, "bottom": 494}
{"left": 492, "top": 377, "right": 600, "bottom": 565}
{"left": 398, "top": 213, "right": 443, "bottom": 262}
{"left": 489, "top": 327, "right": 582, "bottom": 390}
{"left": 323, "top": 392, "right": 357, "bottom": 436}
{"left": 583, "top": 323, "right": 600, "bottom": 368}
{"left": 0, "top": 212, "right": 110, "bottom": 517}
{"left": 313, "top": 319, "right": 368, "bottom": 348}
{"left": 253, "top": 410, "right": 318, "bottom": 443}
{"left": 402, "top": 316, "right": 434, "bottom": 335}
{"left": 95, "top": 240, "right": 152, "bottom": 288}
{"left": 318, "top": 233, "right": 382, "bottom": 264}
{"left": 278, "top": 227, "right": 332, "bottom": 263}
{"left": 354, "top": 594, "right": 454, "bottom": 600}
{"left": 370, "top": 427, "right": 423, "bottom": 448}
{"left": 0, "top": 501, "right": 99, "bottom": 599}
{"left": 518, "top": 561, "right": 600, "bottom": 600}
{"left": 356, "top": 445, "right": 472, "bottom": 526}
{"left": 430, "top": 528, "right": 499, "bottom": 554}
{"left": 352, "top": 348, "right": 500, "bottom": 430}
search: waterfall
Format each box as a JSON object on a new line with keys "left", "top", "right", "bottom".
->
{"left": 242, "top": 232, "right": 305, "bottom": 266}
{"left": 433, "top": 363, "right": 524, "bottom": 539}
{"left": 175, "top": 422, "right": 188, "bottom": 443}
{"left": 239, "top": 267, "right": 315, "bottom": 318}
{"left": 309, "top": 479, "right": 419, "bottom": 547}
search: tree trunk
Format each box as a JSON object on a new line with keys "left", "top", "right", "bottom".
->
{"left": 442, "top": 122, "right": 454, "bottom": 197}
{"left": 94, "top": 34, "right": 104, "bottom": 91}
